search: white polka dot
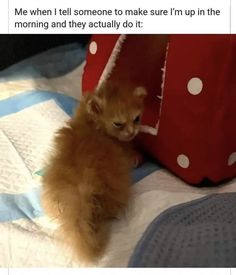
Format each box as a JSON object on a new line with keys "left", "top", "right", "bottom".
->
{"left": 187, "top": 77, "right": 203, "bottom": 95}
{"left": 177, "top": 154, "right": 190, "bottom": 168}
{"left": 228, "top": 152, "right": 236, "bottom": 166}
{"left": 89, "top": 41, "right": 97, "bottom": 55}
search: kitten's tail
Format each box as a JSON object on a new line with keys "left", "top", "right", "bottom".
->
{"left": 61, "top": 185, "right": 109, "bottom": 265}
{"left": 43, "top": 171, "right": 109, "bottom": 265}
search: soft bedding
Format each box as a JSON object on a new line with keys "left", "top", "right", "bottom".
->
{"left": 0, "top": 43, "right": 236, "bottom": 267}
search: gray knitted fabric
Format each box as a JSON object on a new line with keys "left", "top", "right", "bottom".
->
{"left": 128, "top": 193, "right": 236, "bottom": 267}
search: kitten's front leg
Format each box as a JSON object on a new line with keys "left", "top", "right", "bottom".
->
{"left": 123, "top": 143, "right": 144, "bottom": 168}
{"left": 133, "top": 151, "right": 144, "bottom": 168}
{"left": 128, "top": 146, "right": 145, "bottom": 168}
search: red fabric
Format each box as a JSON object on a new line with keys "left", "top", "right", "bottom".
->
{"left": 82, "top": 34, "right": 120, "bottom": 92}
{"left": 82, "top": 34, "right": 236, "bottom": 185}
{"left": 154, "top": 35, "right": 236, "bottom": 183}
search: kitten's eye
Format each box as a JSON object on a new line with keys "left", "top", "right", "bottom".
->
{"left": 134, "top": 115, "right": 140, "bottom": 123}
{"left": 113, "top": 122, "right": 124, "bottom": 128}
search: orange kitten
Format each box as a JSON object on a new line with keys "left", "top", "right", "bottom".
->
{"left": 42, "top": 82, "right": 147, "bottom": 264}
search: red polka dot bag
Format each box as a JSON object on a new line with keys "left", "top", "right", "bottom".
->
{"left": 82, "top": 34, "right": 236, "bottom": 185}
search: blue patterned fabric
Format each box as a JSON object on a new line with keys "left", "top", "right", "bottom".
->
{"left": 129, "top": 193, "right": 236, "bottom": 267}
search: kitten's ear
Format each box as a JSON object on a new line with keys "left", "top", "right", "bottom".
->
{"left": 133, "top": 86, "right": 147, "bottom": 98}
{"left": 86, "top": 95, "right": 103, "bottom": 115}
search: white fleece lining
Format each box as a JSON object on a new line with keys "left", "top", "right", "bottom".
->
{"left": 96, "top": 34, "right": 127, "bottom": 90}
{"left": 139, "top": 43, "right": 169, "bottom": 136}
{"left": 156, "top": 43, "right": 169, "bottom": 132}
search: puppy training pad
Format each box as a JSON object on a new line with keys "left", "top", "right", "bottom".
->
{"left": 0, "top": 98, "right": 70, "bottom": 194}
{"left": 128, "top": 193, "right": 236, "bottom": 267}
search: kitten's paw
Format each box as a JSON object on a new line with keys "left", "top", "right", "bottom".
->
{"left": 133, "top": 153, "right": 144, "bottom": 168}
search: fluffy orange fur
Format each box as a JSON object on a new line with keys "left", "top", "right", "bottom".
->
{"left": 42, "top": 82, "right": 146, "bottom": 265}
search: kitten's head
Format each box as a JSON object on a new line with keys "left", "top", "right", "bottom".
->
{"left": 86, "top": 83, "right": 147, "bottom": 142}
